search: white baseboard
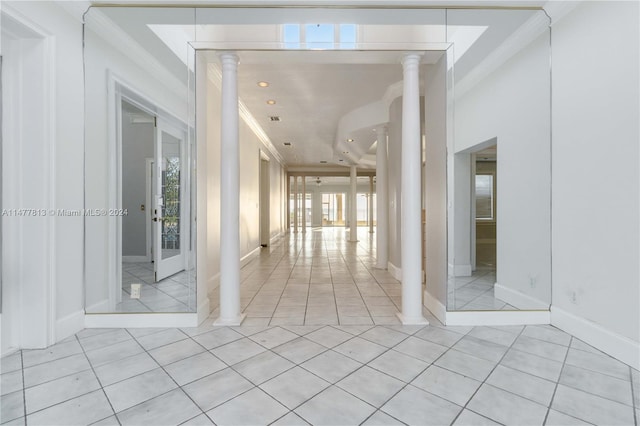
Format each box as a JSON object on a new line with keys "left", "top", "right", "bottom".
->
{"left": 551, "top": 306, "right": 640, "bottom": 371}
{"left": 388, "top": 261, "right": 402, "bottom": 280}
{"left": 85, "top": 313, "right": 199, "bottom": 328}
{"left": 240, "top": 246, "right": 261, "bottom": 268}
{"left": 270, "top": 232, "right": 283, "bottom": 245}
{"left": 446, "top": 310, "right": 551, "bottom": 326}
{"left": 123, "top": 256, "right": 149, "bottom": 263}
{"left": 86, "top": 299, "right": 111, "bottom": 313}
{"left": 446, "top": 263, "right": 472, "bottom": 277}
{"left": 197, "top": 297, "right": 211, "bottom": 325}
{"left": 56, "top": 310, "right": 85, "bottom": 341}
{"left": 495, "top": 283, "right": 550, "bottom": 310}
{"left": 424, "top": 289, "right": 447, "bottom": 325}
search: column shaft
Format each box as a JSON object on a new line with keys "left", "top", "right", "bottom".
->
{"left": 369, "top": 176, "right": 374, "bottom": 233}
{"left": 302, "top": 176, "right": 306, "bottom": 233}
{"left": 216, "top": 53, "right": 245, "bottom": 326}
{"left": 293, "top": 176, "right": 299, "bottom": 233}
{"left": 376, "top": 127, "right": 389, "bottom": 269}
{"left": 400, "top": 54, "right": 428, "bottom": 325}
{"left": 349, "top": 165, "right": 358, "bottom": 242}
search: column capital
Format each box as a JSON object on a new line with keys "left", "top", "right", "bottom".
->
{"left": 401, "top": 53, "right": 423, "bottom": 67}
{"left": 217, "top": 52, "right": 239, "bottom": 65}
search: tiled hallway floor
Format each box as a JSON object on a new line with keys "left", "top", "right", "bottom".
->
{"left": 211, "top": 228, "right": 406, "bottom": 327}
{"left": 2, "top": 322, "right": 638, "bottom": 425}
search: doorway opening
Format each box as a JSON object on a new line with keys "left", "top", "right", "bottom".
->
{"left": 259, "top": 152, "right": 270, "bottom": 247}
{"left": 116, "top": 96, "right": 194, "bottom": 313}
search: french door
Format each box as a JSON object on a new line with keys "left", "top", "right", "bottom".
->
{"left": 153, "top": 120, "right": 186, "bottom": 281}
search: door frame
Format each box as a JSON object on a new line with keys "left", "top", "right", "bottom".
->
{"left": 259, "top": 150, "right": 270, "bottom": 247}
{"left": 109, "top": 74, "right": 189, "bottom": 309}
{"left": 1, "top": 4, "right": 56, "bottom": 352}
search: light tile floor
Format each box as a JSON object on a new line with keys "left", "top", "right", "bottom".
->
{"left": 2, "top": 322, "right": 638, "bottom": 425}
{"left": 3, "top": 228, "right": 638, "bottom": 425}
{"left": 209, "top": 228, "right": 406, "bottom": 327}
{"left": 115, "top": 263, "right": 196, "bottom": 313}
{"left": 447, "top": 268, "right": 518, "bottom": 311}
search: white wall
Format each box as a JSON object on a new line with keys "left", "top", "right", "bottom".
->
{"left": 550, "top": 1, "right": 639, "bottom": 366}
{"left": 424, "top": 55, "right": 449, "bottom": 311}
{"left": 387, "top": 98, "right": 403, "bottom": 270}
{"left": 1, "top": 1, "right": 85, "bottom": 346}
{"left": 453, "top": 31, "right": 552, "bottom": 309}
{"left": 83, "top": 17, "right": 189, "bottom": 310}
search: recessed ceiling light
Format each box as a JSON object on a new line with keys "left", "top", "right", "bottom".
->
{"left": 347, "top": 138, "right": 354, "bottom": 142}
{"left": 283, "top": 142, "right": 292, "bottom": 146}
{"left": 257, "top": 81, "right": 269, "bottom": 87}
{"left": 342, "top": 151, "right": 349, "bottom": 154}
{"left": 266, "top": 100, "right": 276, "bottom": 105}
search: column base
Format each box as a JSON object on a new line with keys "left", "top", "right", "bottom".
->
{"left": 396, "top": 312, "right": 429, "bottom": 325}
{"left": 213, "top": 313, "right": 247, "bottom": 327}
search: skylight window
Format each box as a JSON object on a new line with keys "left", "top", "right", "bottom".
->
{"left": 282, "top": 23, "right": 357, "bottom": 49}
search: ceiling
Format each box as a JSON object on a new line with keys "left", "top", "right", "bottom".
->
{"left": 92, "top": 5, "right": 544, "bottom": 170}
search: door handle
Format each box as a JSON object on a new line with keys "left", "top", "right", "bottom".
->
{"left": 152, "top": 217, "right": 163, "bottom": 222}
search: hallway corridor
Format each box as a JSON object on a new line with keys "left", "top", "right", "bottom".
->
{"left": 212, "top": 228, "right": 408, "bottom": 327}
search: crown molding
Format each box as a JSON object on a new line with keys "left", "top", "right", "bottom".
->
{"left": 544, "top": 0, "right": 581, "bottom": 26}
{"left": 207, "top": 63, "right": 287, "bottom": 166}
{"left": 454, "top": 9, "right": 550, "bottom": 99}
{"left": 83, "top": 7, "right": 188, "bottom": 104}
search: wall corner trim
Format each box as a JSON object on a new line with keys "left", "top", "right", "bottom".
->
{"left": 494, "top": 283, "right": 550, "bottom": 310}
{"left": 56, "top": 310, "right": 85, "bottom": 342}
{"left": 424, "top": 289, "right": 446, "bottom": 325}
{"left": 551, "top": 306, "right": 640, "bottom": 371}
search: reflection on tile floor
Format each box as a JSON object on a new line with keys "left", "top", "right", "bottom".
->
{"left": 2, "top": 322, "right": 638, "bottom": 425}
{"left": 209, "top": 228, "right": 405, "bottom": 326}
{"left": 448, "top": 268, "right": 518, "bottom": 311}
{"left": 118, "top": 262, "right": 196, "bottom": 313}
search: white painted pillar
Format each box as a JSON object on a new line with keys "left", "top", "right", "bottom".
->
{"left": 215, "top": 52, "right": 245, "bottom": 326}
{"left": 286, "top": 175, "right": 290, "bottom": 231}
{"left": 400, "top": 53, "right": 428, "bottom": 325}
{"left": 376, "top": 126, "right": 389, "bottom": 269}
{"left": 302, "top": 176, "right": 307, "bottom": 233}
{"left": 369, "top": 176, "right": 374, "bottom": 233}
{"left": 349, "top": 165, "right": 359, "bottom": 242}
{"left": 293, "top": 176, "right": 299, "bottom": 233}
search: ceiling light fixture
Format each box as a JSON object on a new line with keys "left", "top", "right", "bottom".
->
{"left": 347, "top": 138, "right": 354, "bottom": 142}
{"left": 283, "top": 142, "right": 292, "bottom": 146}
{"left": 343, "top": 151, "right": 349, "bottom": 154}
{"left": 266, "top": 100, "right": 276, "bottom": 105}
{"left": 257, "top": 81, "right": 269, "bottom": 87}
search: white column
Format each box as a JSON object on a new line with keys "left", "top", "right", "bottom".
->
{"left": 376, "top": 126, "right": 389, "bottom": 269}
{"left": 286, "top": 175, "right": 290, "bottom": 231}
{"left": 369, "top": 176, "right": 374, "bottom": 233}
{"left": 293, "top": 176, "right": 299, "bottom": 233}
{"left": 349, "top": 165, "right": 359, "bottom": 242}
{"left": 302, "top": 176, "right": 306, "bottom": 233}
{"left": 400, "top": 53, "right": 428, "bottom": 325}
{"left": 215, "top": 52, "right": 245, "bottom": 326}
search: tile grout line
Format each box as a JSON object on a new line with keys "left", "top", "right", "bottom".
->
{"left": 447, "top": 324, "right": 530, "bottom": 425}
{"left": 542, "top": 335, "right": 573, "bottom": 425}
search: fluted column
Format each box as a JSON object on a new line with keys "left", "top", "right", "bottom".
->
{"left": 376, "top": 126, "right": 389, "bottom": 269}
{"left": 400, "top": 53, "right": 428, "bottom": 325}
{"left": 215, "top": 52, "right": 245, "bottom": 326}
{"left": 349, "top": 165, "right": 358, "bottom": 242}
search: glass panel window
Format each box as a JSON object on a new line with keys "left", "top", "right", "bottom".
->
{"left": 475, "top": 174, "right": 494, "bottom": 220}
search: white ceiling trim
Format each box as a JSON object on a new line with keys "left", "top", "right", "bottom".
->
{"left": 207, "top": 63, "right": 287, "bottom": 166}
{"left": 83, "top": 7, "right": 188, "bottom": 109}
{"left": 453, "top": 10, "right": 550, "bottom": 99}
